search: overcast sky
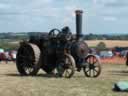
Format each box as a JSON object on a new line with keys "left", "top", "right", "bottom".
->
{"left": 0, "top": 0, "right": 128, "bottom": 34}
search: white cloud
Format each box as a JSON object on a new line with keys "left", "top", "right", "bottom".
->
{"left": 43, "top": 0, "right": 53, "bottom": 3}
{"left": 103, "top": 16, "right": 117, "bottom": 21}
{"left": 0, "top": 3, "right": 10, "bottom": 9}
{"left": 63, "top": 18, "right": 72, "bottom": 25}
{"left": 92, "top": 0, "right": 97, "bottom": 5}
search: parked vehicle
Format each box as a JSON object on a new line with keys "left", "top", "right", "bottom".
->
{"left": 120, "top": 50, "right": 128, "bottom": 58}
{"left": 99, "top": 51, "right": 113, "bottom": 58}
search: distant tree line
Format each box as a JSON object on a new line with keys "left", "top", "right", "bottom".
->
{"left": 0, "top": 32, "right": 28, "bottom": 40}
{"left": 0, "top": 32, "right": 127, "bottom": 40}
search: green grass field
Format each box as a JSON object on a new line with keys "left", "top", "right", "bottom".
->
{"left": 0, "top": 62, "right": 128, "bottom": 96}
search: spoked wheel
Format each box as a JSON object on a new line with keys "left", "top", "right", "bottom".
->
{"left": 16, "top": 42, "right": 41, "bottom": 76}
{"left": 83, "top": 55, "right": 101, "bottom": 77}
{"left": 57, "top": 54, "right": 75, "bottom": 78}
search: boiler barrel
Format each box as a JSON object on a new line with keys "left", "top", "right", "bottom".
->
{"left": 75, "top": 10, "right": 83, "bottom": 40}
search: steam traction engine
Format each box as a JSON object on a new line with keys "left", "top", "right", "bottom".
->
{"left": 16, "top": 10, "right": 101, "bottom": 78}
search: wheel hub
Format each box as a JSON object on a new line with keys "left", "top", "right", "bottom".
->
{"left": 89, "top": 64, "right": 95, "bottom": 69}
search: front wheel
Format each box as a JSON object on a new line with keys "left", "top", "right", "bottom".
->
{"left": 83, "top": 55, "right": 101, "bottom": 77}
{"left": 56, "top": 54, "right": 76, "bottom": 78}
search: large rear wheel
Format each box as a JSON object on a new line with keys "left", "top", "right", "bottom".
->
{"left": 16, "top": 42, "right": 41, "bottom": 76}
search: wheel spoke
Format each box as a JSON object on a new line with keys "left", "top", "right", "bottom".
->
{"left": 85, "top": 68, "right": 90, "bottom": 73}
{"left": 89, "top": 69, "right": 91, "bottom": 77}
{"left": 87, "top": 56, "right": 97, "bottom": 64}
{"left": 89, "top": 57, "right": 92, "bottom": 64}
{"left": 94, "top": 68, "right": 98, "bottom": 73}
{"left": 93, "top": 69, "right": 95, "bottom": 76}
{"left": 87, "top": 69, "right": 90, "bottom": 73}
{"left": 18, "top": 53, "right": 33, "bottom": 65}
{"left": 18, "top": 55, "right": 28, "bottom": 58}
{"left": 64, "top": 70, "right": 70, "bottom": 77}
{"left": 63, "top": 65, "right": 73, "bottom": 77}
{"left": 24, "top": 65, "right": 34, "bottom": 74}
{"left": 18, "top": 53, "right": 33, "bottom": 60}
{"left": 84, "top": 63, "right": 88, "bottom": 67}
{"left": 18, "top": 55, "right": 32, "bottom": 59}
{"left": 65, "top": 58, "right": 68, "bottom": 64}
{"left": 93, "top": 59, "right": 98, "bottom": 64}
{"left": 94, "top": 63, "right": 99, "bottom": 67}
{"left": 87, "top": 57, "right": 92, "bottom": 64}
{"left": 22, "top": 46, "right": 31, "bottom": 56}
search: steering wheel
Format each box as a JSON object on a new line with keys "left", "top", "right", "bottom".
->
{"left": 48, "top": 28, "right": 61, "bottom": 38}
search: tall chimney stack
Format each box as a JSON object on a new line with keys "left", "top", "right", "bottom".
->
{"left": 75, "top": 10, "right": 83, "bottom": 40}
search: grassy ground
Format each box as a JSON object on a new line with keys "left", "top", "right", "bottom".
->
{"left": 0, "top": 62, "right": 128, "bottom": 96}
